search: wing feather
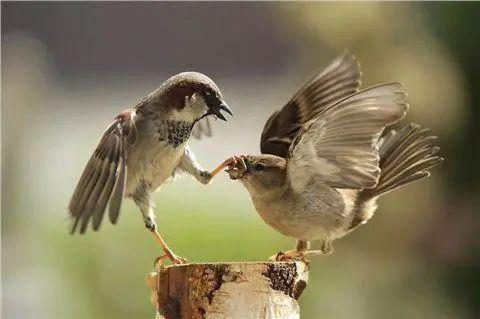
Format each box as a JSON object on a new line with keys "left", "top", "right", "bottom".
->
{"left": 191, "top": 117, "right": 212, "bottom": 139}
{"left": 79, "top": 156, "right": 111, "bottom": 233}
{"left": 260, "top": 52, "right": 362, "bottom": 157}
{"left": 287, "top": 83, "right": 408, "bottom": 191}
{"left": 91, "top": 135, "right": 121, "bottom": 230}
{"left": 108, "top": 144, "right": 126, "bottom": 225}
{"left": 69, "top": 120, "right": 132, "bottom": 234}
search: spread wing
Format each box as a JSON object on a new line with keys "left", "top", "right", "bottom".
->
{"left": 287, "top": 83, "right": 408, "bottom": 192}
{"left": 68, "top": 119, "right": 135, "bottom": 234}
{"left": 191, "top": 117, "right": 212, "bottom": 139}
{"left": 260, "top": 52, "right": 362, "bottom": 158}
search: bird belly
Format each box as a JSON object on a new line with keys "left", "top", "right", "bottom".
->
{"left": 255, "top": 204, "right": 335, "bottom": 240}
{"left": 125, "top": 139, "right": 186, "bottom": 195}
{"left": 252, "top": 187, "right": 356, "bottom": 241}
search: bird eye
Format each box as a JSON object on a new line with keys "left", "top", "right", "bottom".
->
{"left": 254, "top": 163, "right": 265, "bottom": 171}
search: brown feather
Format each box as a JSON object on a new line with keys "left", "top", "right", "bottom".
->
{"left": 69, "top": 120, "right": 132, "bottom": 234}
{"left": 287, "top": 83, "right": 408, "bottom": 191}
{"left": 108, "top": 145, "right": 126, "bottom": 225}
{"left": 363, "top": 123, "right": 443, "bottom": 198}
{"left": 260, "top": 52, "right": 362, "bottom": 158}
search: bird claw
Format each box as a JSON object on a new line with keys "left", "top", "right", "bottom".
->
{"left": 154, "top": 249, "right": 188, "bottom": 267}
{"left": 269, "top": 250, "right": 307, "bottom": 262}
{"left": 153, "top": 254, "right": 167, "bottom": 268}
{"left": 224, "top": 155, "right": 248, "bottom": 180}
{"left": 269, "top": 246, "right": 334, "bottom": 262}
{"left": 147, "top": 221, "right": 187, "bottom": 266}
{"left": 209, "top": 156, "right": 244, "bottom": 180}
{"left": 198, "top": 170, "right": 212, "bottom": 184}
{"left": 171, "top": 254, "right": 188, "bottom": 265}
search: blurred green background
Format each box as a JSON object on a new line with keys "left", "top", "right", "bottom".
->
{"left": 2, "top": 2, "right": 479, "bottom": 319}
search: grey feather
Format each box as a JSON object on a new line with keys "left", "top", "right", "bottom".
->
{"left": 287, "top": 83, "right": 408, "bottom": 191}
{"left": 71, "top": 162, "right": 103, "bottom": 233}
{"left": 69, "top": 121, "right": 131, "bottom": 234}
{"left": 79, "top": 157, "right": 111, "bottom": 233}
{"left": 261, "top": 52, "right": 362, "bottom": 158}
{"left": 108, "top": 146, "right": 126, "bottom": 225}
{"left": 364, "top": 123, "right": 443, "bottom": 198}
{"left": 92, "top": 136, "right": 121, "bottom": 230}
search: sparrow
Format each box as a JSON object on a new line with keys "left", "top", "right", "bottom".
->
{"left": 68, "top": 72, "right": 233, "bottom": 264}
{"left": 224, "top": 53, "right": 443, "bottom": 260}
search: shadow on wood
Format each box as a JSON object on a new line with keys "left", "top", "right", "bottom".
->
{"left": 146, "top": 261, "right": 309, "bottom": 319}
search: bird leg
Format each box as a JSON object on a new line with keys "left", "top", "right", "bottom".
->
{"left": 150, "top": 227, "right": 188, "bottom": 266}
{"left": 275, "top": 239, "right": 334, "bottom": 260}
{"left": 133, "top": 192, "right": 188, "bottom": 266}
{"left": 304, "top": 239, "right": 334, "bottom": 256}
{"left": 143, "top": 215, "right": 187, "bottom": 266}
{"left": 177, "top": 147, "right": 241, "bottom": 184}
{"left": 210, "top": 156, "right": 244, "bottom": 179}
{"left": 196, "top": 155, "right": 245, "bottom": 183}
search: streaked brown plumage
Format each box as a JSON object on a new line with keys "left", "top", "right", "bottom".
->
{"left": 69, "top": 72, "right": 232, "bottom": 264}
{"left": 225, "top": 53, "right": 443, "bottom": 260}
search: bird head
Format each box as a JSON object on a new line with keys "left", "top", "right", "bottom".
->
{"left": 153, "top": 72, "right": 232, "bottom": 123}
{"left": 226, "top": 154, "right": 287, "bottom": 196}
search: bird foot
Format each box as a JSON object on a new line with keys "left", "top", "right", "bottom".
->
{"left": 269, "top": 249, "right": 307, "bottom": 262}
{"left": 303, "top": 249, "right": 334, "bottom": 257}
{"left": 270, "top": 246, "right": 334, "bottom": 262}
{"left": 154, "top": 249, "right": 188, "bottom": 267}
{"left": 224, "top": 155, "right": 248, "bottom": 180}
{"left": 209, "top": 156, "right": 244, "bottom": 180}
{"left": 198, "top": 170, "right": 212, "bottom": 185}
{"left": 146, "top": 219, "right": 188, "bottom": 266}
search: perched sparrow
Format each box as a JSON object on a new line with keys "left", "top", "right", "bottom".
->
{"left": 69, "top": 72, "right": 232, "bottom": 264}
{"left": 225, "top": 53, "right": 443, "bottom": 260}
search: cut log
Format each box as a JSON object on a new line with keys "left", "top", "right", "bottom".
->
{"left": 146, "top": 261, "right": 309, "bottom": 319}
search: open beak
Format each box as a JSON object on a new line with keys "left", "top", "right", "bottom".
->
{"left": 210, "top": 101, "right": 233, "bottom": 121}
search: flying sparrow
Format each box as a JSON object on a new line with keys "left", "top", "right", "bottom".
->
{"left": 224, "top": 53, "right": 443, "bottom": 260}
{"left": 69, "top": 72, "right": 233, "bottom": 264}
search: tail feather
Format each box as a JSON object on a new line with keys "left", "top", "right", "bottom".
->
{"left": 364, "top": 123, "right": 443, "bottom": 198}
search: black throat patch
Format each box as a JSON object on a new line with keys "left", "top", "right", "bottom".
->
{"left": 158, "top": 120, "right": 194, "bottom": 147}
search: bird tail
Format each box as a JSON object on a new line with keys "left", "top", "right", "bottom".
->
{"left": 363, "top": 123, "right": 443, "bottom": 199}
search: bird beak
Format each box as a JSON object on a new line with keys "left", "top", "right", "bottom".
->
{"left": 210, "top": 101, "right": 233, "bottom": 121}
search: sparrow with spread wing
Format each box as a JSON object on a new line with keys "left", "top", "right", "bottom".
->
{"left": 69, "top": 72, "right": 233, "bottom": 264}
{"left": 225, "top": 53, "right": 443, "bottom": 260}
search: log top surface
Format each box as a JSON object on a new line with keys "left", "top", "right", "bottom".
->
{"left": 147, "top": 261, "right": 310, "bottom": 319}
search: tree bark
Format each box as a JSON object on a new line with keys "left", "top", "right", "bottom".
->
{"left": 146, "top": 261, "right": 309, "bottom": 319}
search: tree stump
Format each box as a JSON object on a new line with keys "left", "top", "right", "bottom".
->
{"left": 146, "top": 261, "right": 309, "bottom": 319}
